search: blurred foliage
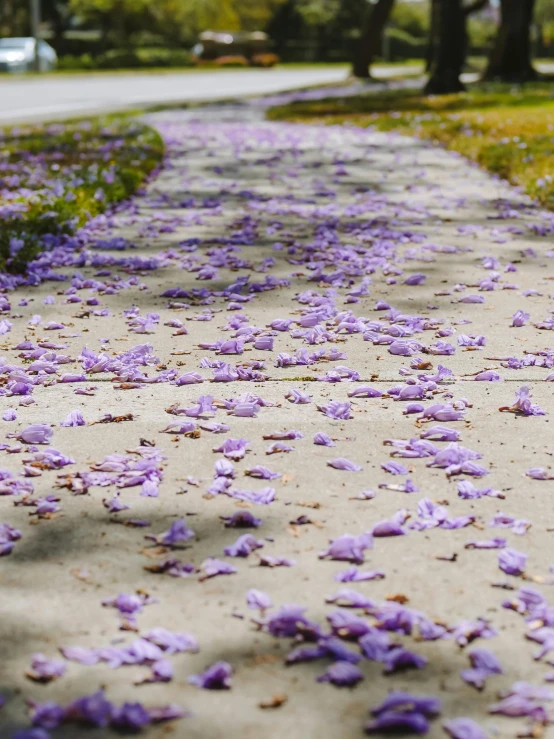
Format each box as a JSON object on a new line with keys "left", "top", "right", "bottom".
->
{"left": 57, "top": 47, "right": 193, "bottom": 69}
{"left": 68, "top": 0, "right": 288, "bottom": 43}
{"left": 0, "top": 118, "right": 163, "bottom": 272}
{"left": 390, "top": 0, "right": 430, "bottom": 37}
{"left": 268, "top": 83, "right": 554, "bottom": 208}
{"left": 1, "top": 0, "right": 551, "bottom": 63}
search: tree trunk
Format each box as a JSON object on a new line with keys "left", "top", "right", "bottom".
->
{"left": 484, "top": 0, "right": 537, "bottom": 82}
{"left": 352, "top": 0, "right": 395, "bottom": 79}
{"left": 425, "top": 0, "right": 466, "bottom": 94}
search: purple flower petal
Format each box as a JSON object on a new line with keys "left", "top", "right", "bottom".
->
{"left": 498, "top": 548, "right": 528, "bottom": 576}
{"left": 316, "top": 661, "right": 364, "bottom": 687}
{"left": 328, "top": 458, "right": 363, "bottom": 472}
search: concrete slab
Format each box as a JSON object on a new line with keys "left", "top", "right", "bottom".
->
{"left": 1, "top": 102, "right": 554, "bottom": 738}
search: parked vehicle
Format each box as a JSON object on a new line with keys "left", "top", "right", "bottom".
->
{"left": 192, "top": 31, "right": 279, "bottom": 67}
{"left": 0, "top": 37, "right": 57, "bottom": 73}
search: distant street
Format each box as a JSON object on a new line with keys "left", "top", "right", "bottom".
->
{"left": 0, "top": 67, "right": 348, "bottom": 125}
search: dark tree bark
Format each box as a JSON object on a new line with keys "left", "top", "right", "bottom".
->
{"left": 484, "top": 0, "right": 537, "bottom": 82}
{"left": 352, "top": 0, "right": 395, "bottom": 79}
{"left": 425, "top": 0, "right": 466, "bottom": 94}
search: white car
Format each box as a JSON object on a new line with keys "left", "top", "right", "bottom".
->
{"left": 0, "top": 37, "right": 57, "bottom": 73}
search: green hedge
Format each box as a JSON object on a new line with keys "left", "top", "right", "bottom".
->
{"left": 58, "top": 47, "right": 193, "bottom": 71}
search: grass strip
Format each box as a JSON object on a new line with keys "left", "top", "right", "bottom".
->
{"left": 0, "top": 117, "right": 163, "bottom": 273}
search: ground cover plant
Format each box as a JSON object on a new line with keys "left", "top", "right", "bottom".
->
{"left": 0, "top": 118, "right": 163, "bottom": 273}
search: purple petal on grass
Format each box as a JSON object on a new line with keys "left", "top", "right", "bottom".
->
{"left": 13, "top": 730, "right": 51, "bottom": 739}
{"left": 316, "top": 661, "right": 364, "bottom": 687}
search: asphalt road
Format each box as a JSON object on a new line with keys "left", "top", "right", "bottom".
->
{"left": 0, "top": 67, "right": 348, "bottom": 125}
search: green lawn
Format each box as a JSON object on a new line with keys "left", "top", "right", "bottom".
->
{"left": 268, "top": 82, "right": 554, "bottom": 209}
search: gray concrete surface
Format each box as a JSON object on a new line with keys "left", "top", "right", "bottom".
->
{"left": 0, "top": 67, "right": 348, "bottom": 125}
{"left": 0, "top": 102, "right": 554, "bottom": 738}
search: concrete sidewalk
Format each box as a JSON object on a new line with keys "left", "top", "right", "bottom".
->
{"left": 0, "top": 102, "right": 554, "bottom": 738}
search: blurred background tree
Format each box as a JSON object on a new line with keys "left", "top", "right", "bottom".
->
{"left": 0, "top": 0, "right": 552, "bottom": 78}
